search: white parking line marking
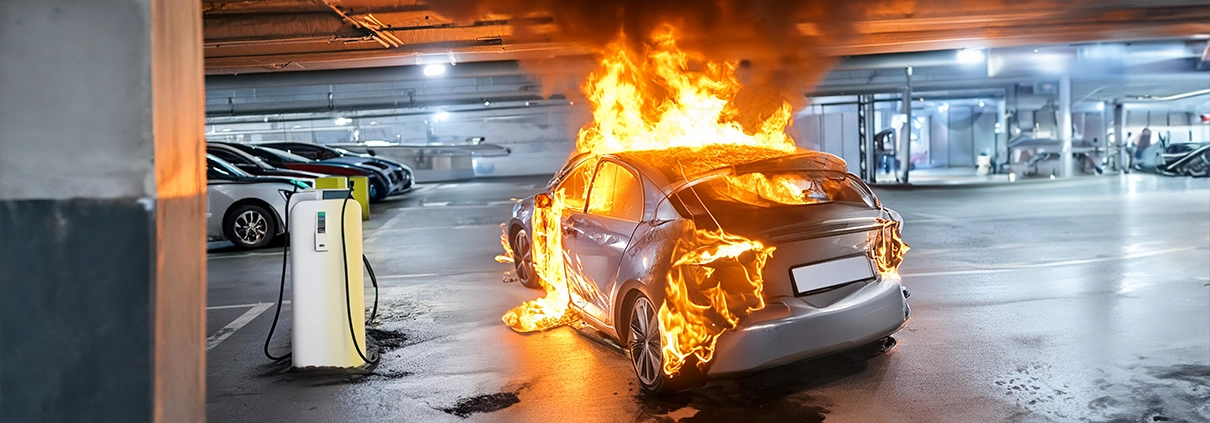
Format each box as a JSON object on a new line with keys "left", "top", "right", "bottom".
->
{"left": 487, "top": 200, "right": 518, "bottom": 206}
{"left": 208, "top": 251, "right": 284, "bottom": 260}
{"left": 375, "top": 269, "right": 504, "bottom": 280}
{"left": 423, "top": 201, "right": 450, "bottom": 207}
{"left": 206, "top": 302, "right": 274, "bottom": 351}
{"left": 901, "top": 246, "right": 1195, "bottom": 278}
{"left": 207, "top": 301, "right": 290, "bottom": 310}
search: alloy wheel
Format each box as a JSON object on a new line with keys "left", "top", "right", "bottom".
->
{"left": 628, "top": 296, "right": 663, "bottom": 387}
{"left": 514, "top": 230, "right": 534, "bottom": 283}
{"left": 233, "top": 210, "right": 268, "bottom": 244}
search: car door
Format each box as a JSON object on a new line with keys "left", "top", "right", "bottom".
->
{"left": 566, "top": 161, "right": 644, "bottom": 327}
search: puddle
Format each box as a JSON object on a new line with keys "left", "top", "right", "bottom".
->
{"left": 440, "top": 392, "right": 521, "bottom": 418}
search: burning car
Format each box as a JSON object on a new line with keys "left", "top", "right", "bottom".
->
{"left": 495, "top": 26, "right": 911, "bottom": 394}
{"left": 503, "top": 145, "right": 911, "bottom": 393}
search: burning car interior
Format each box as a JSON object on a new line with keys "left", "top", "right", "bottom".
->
{"left": 2, "top": 0, "right": 1208, "bottom": 422}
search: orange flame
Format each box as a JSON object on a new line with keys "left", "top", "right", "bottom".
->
{"left": 870, "top": 218, "right": 910, "bottom": 277}
{"left": 502, "top": 194, "right": 573, "bottom": 332}
{"left": 659, "top": 229, "right": 776, "bottom": 374}
{"left": 495, "top": 224, "right": 514, "bottom": 264}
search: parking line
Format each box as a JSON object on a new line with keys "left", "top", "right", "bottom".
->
{"left": 423, "top": 201, "right": 450, "bottom": 207}
{"left": 206, "top": 302, "right": 274, "bottom": 351}
{"left": 901, "top": 246, "right": 1195, "bottom": 278}
{"left": 207, "top": 301, "right": 289, "bottom": 310}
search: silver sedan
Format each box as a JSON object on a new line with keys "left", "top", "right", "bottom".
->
{"left": 506, "top": 146, "right": 911, "bottom": 393}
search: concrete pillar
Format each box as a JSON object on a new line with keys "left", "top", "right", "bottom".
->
{"left": 997, "top": 94, "right": 1008, "bottom": 169}
{"left": 900, "top": 67, "right": 913, "bottom": 184}
{"left": 1113, "top": 102, "right": 1125, "bottom": 172}
{"left": 0, "top": 1, "right": 206, "bottom": 422}
{"left": 1059, "top": 74, "right": 1074, "bottom": 177}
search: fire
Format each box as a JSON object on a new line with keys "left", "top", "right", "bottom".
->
{"left": 659, "top": 229, "right": 776, "bottom": 374}
{"left": 495, "top": 224, "right": 514, "bottom": 264}
{"left": 502, "top": 193, "right": 574, "bottom": 332}
{"left": 502, "top": 26, "right": 808, "bottom": 375}
{"left": 870, "top": 218, "right": 910, "bottom": 277}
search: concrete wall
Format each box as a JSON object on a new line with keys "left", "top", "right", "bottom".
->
{"left": 0, "top": 1, "right": 206, "bottom": 421}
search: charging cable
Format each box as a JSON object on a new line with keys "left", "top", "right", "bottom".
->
{"left": 339, "top": 184, "right": 379, "bottom": 364}
{"left": 264, "top": 187, "right": 296, "bottom": 361}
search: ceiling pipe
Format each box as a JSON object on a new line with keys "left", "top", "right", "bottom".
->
{"left": 1124, "top": 88, "right": 1210, "bottom": 102}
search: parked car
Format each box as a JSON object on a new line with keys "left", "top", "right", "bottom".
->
{"left": 504, "top": 146, "right": 911, "bottom": 393}
{"left": 206, "top": 154, "right": 310, "bottom": 249}
{"left": 212, "top": 142, "right": 395, "bottom": 202}
{"left": 260, "top": 141, "right": 414, "bottom": 192}
{"left": 207, "top": 143, "right": 328, "bottom": 180}
{"left": 1136, "top": 141, "right": 1210, "bottom": 176}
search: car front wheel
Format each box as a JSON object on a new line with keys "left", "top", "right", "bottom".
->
{"left": 512, "top": 229, "right": 541, "bottom": 289}
{"left": 224, "top": 204, "right": 276, "bottom": 249}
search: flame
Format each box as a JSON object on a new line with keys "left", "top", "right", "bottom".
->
{"left": 500, "top": 27, "right": 811, "bottom": 374}
{"left": 870, "top": 218, "right": 910, "bottom": 277}
{"left": 502, "top": 194, "right": 574, "bottom": 332}
{"left": 576, "top": 27, "right": 796, "bottom": 156}
{"left": 659, "top": 229, "right": 775, "bottom": 375}
{"left": 495, "top": 224, "right": 514, "bottom": 264}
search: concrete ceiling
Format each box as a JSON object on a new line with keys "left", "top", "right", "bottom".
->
{"left": 203, "top": 0, "right": 1210, "bottom": 75}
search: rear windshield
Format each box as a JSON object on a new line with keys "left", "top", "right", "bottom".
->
{"left": 668, "top": 170, "right": 877, "bottom": 217}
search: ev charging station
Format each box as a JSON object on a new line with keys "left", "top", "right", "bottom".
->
{"left": 287, "top": 183, "right": 368, "bottom": 368}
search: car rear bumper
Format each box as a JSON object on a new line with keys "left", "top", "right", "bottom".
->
{"left": 705, "top": 276, "right": 909, "bottom": 377}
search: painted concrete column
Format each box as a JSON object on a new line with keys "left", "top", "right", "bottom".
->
{"left": 1059, "top": 74, "right": 1074, "bottom": 177}
{"left": 900, "top": 67, "right": 913, "bottom": 184}
{"left": 0, "top": 1, "right": 206, "bottom": 422}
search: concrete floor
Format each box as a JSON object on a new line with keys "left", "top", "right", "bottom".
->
{"left": 206, "top": 173, "right": 1210, "bottom": 423}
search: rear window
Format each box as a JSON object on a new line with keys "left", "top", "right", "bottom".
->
{"left": 669, "top": 170, "right": 876, "bottom": 217}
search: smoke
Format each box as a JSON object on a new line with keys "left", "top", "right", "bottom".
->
{"left": 430, "top": 0, "right": 864, "bottom": 124}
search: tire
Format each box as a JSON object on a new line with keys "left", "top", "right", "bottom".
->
{"left": 512, "top": 229, "right": 541, "bottom": 289}
{"left": 625, "top": 293, "right": 704, "bottom": 395}
{"left": 224, "top": 204, "right": 276, "bottom": 249}
{"left": 368, "top": 179, "right": 387, "bottom": 203}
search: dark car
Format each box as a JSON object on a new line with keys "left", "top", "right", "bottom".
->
{"left": 504, "top": 146, "right": 910, "bottom": 393}
{"left": 260, "top": 141, "right": 414, "bottom": 192}
{"left": 213, "top": 142, "right": 394, "bottom": 202}
{"left": 207, "top": 143, "right": 328, "bottom": 180}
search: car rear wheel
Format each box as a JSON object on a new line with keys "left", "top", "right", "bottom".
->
{"left": 626, "top": 293, "right": 706, "bottom": 395}
{"left": 512, "top": 229, "right": 541, "bottom": 289}
{"left": 225, "top": 204, "right": 276, "bottom": 249}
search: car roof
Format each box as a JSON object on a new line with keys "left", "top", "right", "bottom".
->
{"left": 597, "top": 146, "right": 848, "bottom": 191}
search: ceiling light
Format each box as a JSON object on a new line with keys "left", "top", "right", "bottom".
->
{"left": 335, "top": 117, "right": 351, "bottom": 125}
{"left": 484, "top": 101, "right": 491, "bottom": 106}
{"left": 957, "top": 48, "right": 985, "bottom": 63}
{"left": 978, "top": 100, "right": 986, "bottom": 107}
{"left": 222, "top": 128, "right": 232, "bottom": 132}
{"left": 293, "top": 125, "right": 301, "bottom": 129}
{"left": 369, "top": 121, "right": 377, "bottom": 125}
{"left": 423, "top": 64, "right": 446, "bottom": 76}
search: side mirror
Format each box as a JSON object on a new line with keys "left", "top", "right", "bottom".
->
{"left": 535, "top": 192, "right": 552, "bottom": 208}
{"left": 366, "top": 149, "right": 377, "bottom": 156}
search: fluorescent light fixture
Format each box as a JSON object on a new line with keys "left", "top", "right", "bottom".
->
{"left": 433, "top": 111, "right": 450, "bottom": 122}
{"left": 335, "top": 117, "right": 351, "bottom": 125}
{"left": 423, "top": 64, "right": 447, "bottom": 76}
{"left": 293, "top": 125, "right": 301, "bottom": 129}
{"left": 957, "top": 48, "right": 985, "bottom": 63}
{"left": 369, "top": 121, "right": 378, "bottom": 125}
{"left": 484, "top": 101, "right": 491, "bottom": 106}
{"left": 978, "top": 100, "right": 986, "bottom": 107}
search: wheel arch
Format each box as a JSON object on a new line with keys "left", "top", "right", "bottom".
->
{"left": 223, "top": 198, "right": 283, "bottom": 236}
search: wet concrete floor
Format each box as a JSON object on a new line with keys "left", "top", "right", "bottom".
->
{"left": 206, "top": 173, "right": 1209, "bottom": 422}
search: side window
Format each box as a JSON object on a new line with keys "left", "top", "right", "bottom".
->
{"left": 210, "top": 150, "right": 244, "bottom": 165}
{"left": 586, "top": 162, "right": 643, "bottom": 221}
{"left": 206, "top": 159, "right": 232, "bottom": 180}
{"left": 555, "top": 157, "right": 598, "bottom": 212}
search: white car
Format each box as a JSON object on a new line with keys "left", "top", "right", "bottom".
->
{"left": 206, "top": 154, "right": 311, "bottom": 249}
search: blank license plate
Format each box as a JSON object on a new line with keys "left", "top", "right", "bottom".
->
{"left": 790, "top": 255, "right": 875, "bottom": 295}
